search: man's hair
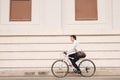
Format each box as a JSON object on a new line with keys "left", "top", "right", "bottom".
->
{"left": 70, "top": 35, "right": 77, "bottom": 40}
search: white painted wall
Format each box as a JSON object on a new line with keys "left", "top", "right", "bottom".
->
{"left": 0, "top": 0, "right": 62, "bottom": 35}
{"left": 62, "top": 0, "right": 113, "bottom": 34}
{"left": 0, "top": 0, "right": 120, "bottom": 35}
{"left": 113, "top": 0, "right": 120, "bottom": 31}
{"left": 0, "top": 0, "right": 120, "bottom": 71}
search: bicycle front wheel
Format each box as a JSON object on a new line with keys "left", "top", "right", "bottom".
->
{"left": 51, "top": 60, "right": 69, "bottom": 78}
{"left": 79, "top": 59, "right": 96, "bottom": 77}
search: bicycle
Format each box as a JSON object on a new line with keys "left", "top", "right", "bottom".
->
{"left": 51, "top": 53, "right": 96, "bottom": 78}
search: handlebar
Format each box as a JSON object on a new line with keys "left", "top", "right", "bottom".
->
{"left": 63, "top": 52, "right": 67, "bottom": 55}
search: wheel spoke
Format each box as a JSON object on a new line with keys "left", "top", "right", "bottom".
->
{"left": 79, "top": 59, "right": 96, "bottom": 77}
{"left": 51, "top": 60, "right": 69, "bottom": 78}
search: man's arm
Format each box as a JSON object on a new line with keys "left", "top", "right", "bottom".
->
{"left": 66, "top": 42, "right": 78, "bottom": 54}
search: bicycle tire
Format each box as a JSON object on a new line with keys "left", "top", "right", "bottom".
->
{"left": 79, "top": 59, "right": 96, "bottom": 77}
{"left": 51, "top": 60, "right": 69, "bottom": 78}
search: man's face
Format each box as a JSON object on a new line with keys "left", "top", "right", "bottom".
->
{"left": 70, "top": 37, "right": 74, "bottom": 43}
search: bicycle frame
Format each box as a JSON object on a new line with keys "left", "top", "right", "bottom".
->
{"left": 60, "top": 53, "right": 77, "bottom": 69}
{"left": 51, "top": 53, "right": 96, "bottom": 78}
{"left": 60, "top": 53, "right": 86, "bottom": 68}
{"left": 63, "top": 54, "right": 72, "bottom": 66}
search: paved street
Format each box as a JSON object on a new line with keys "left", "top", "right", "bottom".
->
{"left": 0, "top": 76, "right": 120, "bottom": 80}
{"left": 0, "top": 68, "right": 120, "bottom": 80}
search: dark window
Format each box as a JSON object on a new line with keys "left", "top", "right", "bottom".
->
{"left": 10, "top": 0, "right": 32, "bottom": 21}
{"left": 75, "top": 0, "right": 98, "bottom": 20}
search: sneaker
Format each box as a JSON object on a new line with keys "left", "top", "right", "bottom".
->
{"left": 77, "top": 70, "right": 81, "bottom": 74}
{"left": 73, "top": 69, "right": 77, "bottom": 73}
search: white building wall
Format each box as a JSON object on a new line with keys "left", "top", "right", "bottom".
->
{"left": 0, "top": 0, "right": 120, "bottom": 35}
{"left": 0, "top": 0, "right": 120, "bottom": 71}
{"left": 0, "top": 0, "right": 62, "bottom": 35}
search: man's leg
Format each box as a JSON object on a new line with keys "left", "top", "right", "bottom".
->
{"left": 69, "top": 54, "right": 80, "bottom": 72}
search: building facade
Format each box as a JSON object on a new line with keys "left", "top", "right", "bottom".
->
{"left": 0, "top": 0, "right": 120, "bottom": 74}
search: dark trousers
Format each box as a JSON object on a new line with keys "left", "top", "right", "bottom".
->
{"left": 69, "top": 53, "right": 81, "bottom": 71}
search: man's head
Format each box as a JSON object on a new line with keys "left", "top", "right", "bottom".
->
{"left": 70, "top": 35, "right": 76, "bottom": 42}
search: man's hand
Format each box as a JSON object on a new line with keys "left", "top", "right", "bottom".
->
{"left": 63, "top": 51, "right": 67, "bottom": 55}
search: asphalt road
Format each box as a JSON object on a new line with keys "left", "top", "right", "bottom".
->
{"left": 0, "top": 76, "right": 120, "bottom": 80}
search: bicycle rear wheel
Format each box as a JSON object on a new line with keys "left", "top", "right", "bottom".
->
{"left": 51, "top": 60, "right": 69, "bottom": 78}
{"left": 79, "top": 59, "right": 96, "bottom": 77}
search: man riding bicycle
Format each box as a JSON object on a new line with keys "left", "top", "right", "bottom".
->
{"left": 64, "top": 35, "right": 86, "bottom": 74}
